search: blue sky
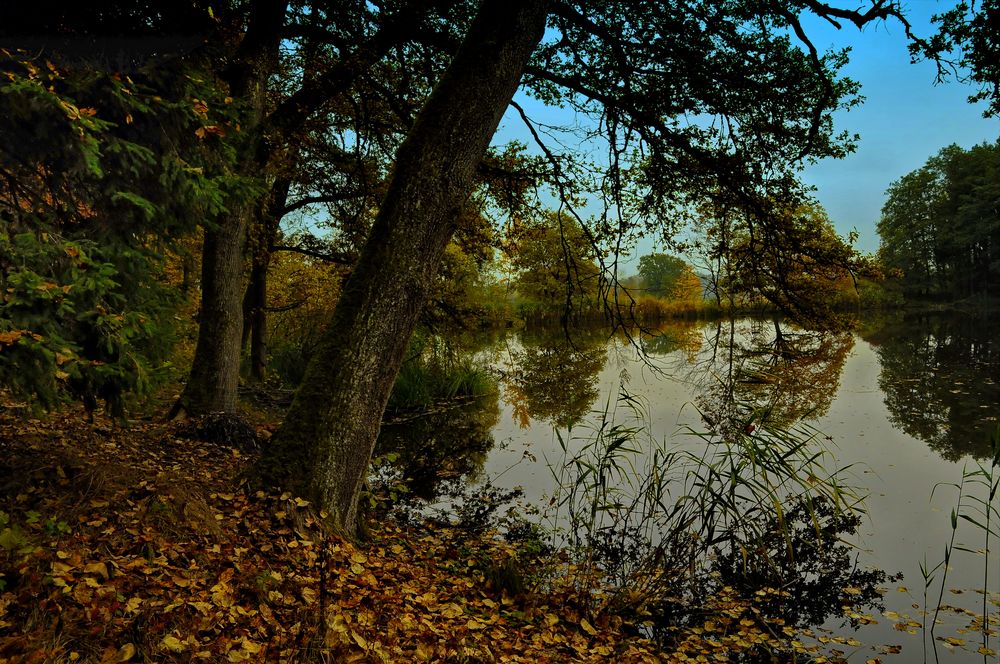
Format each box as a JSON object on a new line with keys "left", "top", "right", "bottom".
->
{"left": 801, "top": 2, "right": 999, "bottom": 254}
{"left": 496, "top": 2, "right": 998, "bottom": 263}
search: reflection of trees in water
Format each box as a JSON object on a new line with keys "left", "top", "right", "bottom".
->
{"left": 638, "top": 320, "right": 703, "bottom": 361}
{"left": 377, "top": 394, "right": 501, "bottom": 501}
{"left": 375, "top": 337, "right": 502, "bottom": 501}
{"left": 692, "top": 318, "right": 853, "bottom": 438}
{"left": 708, "top": 497, "right": 897, "bottom": 632}
{"left": 867, "top": 313, "right": 1000, "bottom": 461}
{"left": 502, "top": 327, "right": 609, "bottom": 429}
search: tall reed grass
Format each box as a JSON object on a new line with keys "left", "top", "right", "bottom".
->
{"left": 545, "top": 386, "right": 868, "bottom": 647}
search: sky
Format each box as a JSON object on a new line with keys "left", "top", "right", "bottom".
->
{"left": 495, "top": 2, "right": 998, "bottom": 261}
{"left": 800, "top": 1, "right": 999, "bottom": 254}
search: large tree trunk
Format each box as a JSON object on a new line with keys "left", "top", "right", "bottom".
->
{"left": 177, "top": 209, "right": 252, "bottom": 414}
{"left": 259, "top": 0, "right": 549, "bottom": 534}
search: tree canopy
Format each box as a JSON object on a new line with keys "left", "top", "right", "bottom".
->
{"left": 2, "top": 0, "right": 993, "bottom": 532}
{"left": 878, "top": 141, "right": 1000, "bottom": 300}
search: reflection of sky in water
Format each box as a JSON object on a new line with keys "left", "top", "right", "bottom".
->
{"left": 481, "top": 319, "right": 1000, "bottom": 661}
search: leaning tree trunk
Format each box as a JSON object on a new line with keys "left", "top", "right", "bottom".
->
{"left": 259, "top": 0, "right": 549, "bottom": 535}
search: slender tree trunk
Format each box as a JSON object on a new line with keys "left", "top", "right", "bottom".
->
{"left": 173, "top": 0, "right": 288, "bottom": 416}
{"left": 242, "top": 178, "right": 292, "bottom": 382}
{"left": 242, "top": 259, "right": 268, "bottom": 380}
{"left": 259, "top": 0, "right": 549, "bottom": 535}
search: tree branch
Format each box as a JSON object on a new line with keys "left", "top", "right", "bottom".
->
{"left": 270, "top": 244, "right": 355, "bottom": 264}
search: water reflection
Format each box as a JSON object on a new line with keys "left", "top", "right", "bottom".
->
{"left": 377, "top": 395, "right": 500, "bottom": 500}
{"left": 865, "top": 312, "right": 1000, "bottom": 461}
{"left": 685, "top": 318, "right": 853, "bottom": 439}
{"left": 501, "top": 326, "right": 608, "bottom": 428}
{"left": 638, "top": 320, "right": 703, "bottom": 359}
{"left": 376, "top": 340, "right": 502, "bottom": 501}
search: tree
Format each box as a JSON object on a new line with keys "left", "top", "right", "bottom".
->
{"left": 922, "top": 0, "right": 1000, "bottom": 116}
{"left": 636, "top": 253, "right": 689, "bottom": 299}
{"left": 509, "top": 210, "right": 604, "bottom": 318}
{"left": 258, "top": 0, "right": 933, "bottom": 534}
{"left": 878, "top": 141, "right": 1000, "bottom": 300}
{"left": 4, "top": 0, "right": 938, "bottom": 534}
{"left": 695, "top": 201, "right": 861, "bottom": 325}
{"left": 0, "top": 41, "right": 232, "bottom": 415}
{"left": 259, "top": 0, "right": 548, "bottom": 532}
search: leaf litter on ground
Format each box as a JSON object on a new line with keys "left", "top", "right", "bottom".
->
{"left": 0, "top": 405, "right": 669, "bottom": 662}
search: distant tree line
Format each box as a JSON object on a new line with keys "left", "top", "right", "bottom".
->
{"left": 878, "top": 141, "right": 1000, "bottom": 301}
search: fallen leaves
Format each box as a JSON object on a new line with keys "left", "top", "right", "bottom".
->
{"left": 0, "top": 408, "right": 667, "bottom": 662}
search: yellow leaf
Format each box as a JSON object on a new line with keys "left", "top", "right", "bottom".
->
{"left": 161, "top": 635, "right": 185, "bottom": 653}
{"left": 117, "top": 643, "right": 136, "bottom": 661}
{"left": 352, "top": 632, "right": 368, "bottom": 649}
{"left": 544, "top": 613, "right": 559, "bottom": 627}
{"left": 295, "top": 497, "right": 310, "bottom": 507}
{"left": 441, "top": 603, "right": 463, "bottom": 619}
{"left": 84, "top": 562, "right": 109, "bottom": 579}
{"left": 580, "top": 618, "right": 597, "bottom": 636}
{"left": 943, "top": 637, "right": 965, "bottom": 647}
{"left": 978, "top": 647, "right": 996, "bottom": 656}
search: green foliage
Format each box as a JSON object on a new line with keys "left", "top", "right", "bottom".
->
{"left": 878, "top": 141, "right": 1000, "bottom": 301}
{"left": 0, "top": 52, "right": 242, "bottom": 414}
{"left": 923, "top": 1, "right": 1000, "bottom": 116}
{"left": 695, "top": 201, "right": 862, "bottom": 326}
{"left": 636, "top": 253, "right": 689, "bottom": 298}
{"left": 388, "top": 334, "right": 496, "bottom": 411}
{"left": 508, "top": 211, "right": 604, "bottom": 319}
{"left": 0, "top": 509, "right": 70, "bottom": 591}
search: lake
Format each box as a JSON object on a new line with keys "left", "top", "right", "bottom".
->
{"left": 380, "top": 310, "right": 1000, "bottom": 661}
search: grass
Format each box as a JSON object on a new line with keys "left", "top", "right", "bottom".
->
{"left": 543, "top": 385, "right": 871, "bottom": 655}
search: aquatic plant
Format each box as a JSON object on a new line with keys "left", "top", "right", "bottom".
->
{"left": 545, "top": 385, "right": 885, "bottom": 656}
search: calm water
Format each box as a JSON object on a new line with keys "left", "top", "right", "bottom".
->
{"left": 382, "top": 311, "right": 1000, "bottom": 661}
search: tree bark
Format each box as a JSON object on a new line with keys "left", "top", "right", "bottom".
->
{"left": 173, "top": 0, "right": 288, "bottom": 416}
{"left": 259, "top": 0, "right": 549, "bottom": 535}
{"left": 177, "top": 0, "right": 423, "bottom": 415}
{"left": 177, "top": 209, "right": 252, "bottom": 414}
{"left": 242, "top": 177, "right": 292, "bottom": 382}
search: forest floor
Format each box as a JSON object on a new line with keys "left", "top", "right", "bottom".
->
{"left": 0, "top": 404, "right": 672, "bottom": 663}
